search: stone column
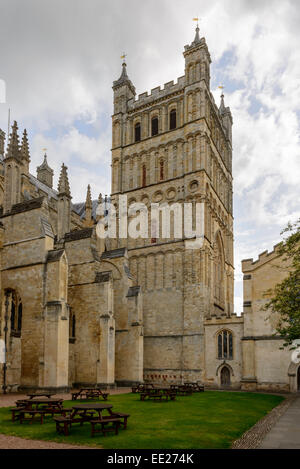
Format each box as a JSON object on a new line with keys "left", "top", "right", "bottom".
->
{"left": 97, "top": 313, "right": 115, "bottom": 387}
{"left": 42, "top": 301, "right": 69, "bottom": 390}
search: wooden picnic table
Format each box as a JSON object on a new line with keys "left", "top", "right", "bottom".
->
{"left": 132, "top": 383, "right": 154, "bottom": 393}
{"left": 26, "top": 392, "right": 55, "bottom": 399}
{"left": 184, "top": 382, "right": 204, "bottom": 392}
{"left": 54, "top": 403, "right": 130, "bottom": 436}
{"left": 140, "top": 387, "right": 176, "bottom": 401}
{"left": 71, "top": 388, "right": 109, "bottom": 401}
{"left": 170, "top": 384, "right": 193, "bottom": 396}
{"left": 16, "top": 398, "right": 65, "bottom": 424}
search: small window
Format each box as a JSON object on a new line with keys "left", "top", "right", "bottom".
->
{"left": 151, "top": 117, "right": 158, "bottom": 136}
{"left": 11, "top": 300, "right": 16, "bottom": 331}
{"left": 72, "top": 315, "right": 76, "bottom": 338}
{"left": 217, "top": 330, "right": 233, "bottom": 359}
{"left": 135, "top": 123, "right": 141, "bottom": 142}
{"left": 142, "top": 165, "right": 146, "bottom": 187}
{"left": 160, "top": 160, "right": 164, "bottom": 180}
{"left": 69, "top": 312, "right": 76, "bottom": 342}
{"left": 17, "top": 303, "right": 22, "bottom": 332}
{"left": 170, "top": 109, "right": 177, "bottom": 130}
{"left": 8, "top": 291, "right": 22, "bottom": 337}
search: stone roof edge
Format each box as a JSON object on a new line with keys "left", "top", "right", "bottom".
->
{"left": 242, "top": 242, "right": 283, "bottom": 270}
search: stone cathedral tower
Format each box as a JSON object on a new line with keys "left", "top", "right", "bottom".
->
{"left": 112, "top": 27, "right": 233, "bottom": 380}
{"left": 111, "top": 26, "right": 234, "bottom": 384}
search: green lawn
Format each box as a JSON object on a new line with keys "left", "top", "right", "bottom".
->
{"left": 0, "top": 391, "right": 284, "bottom": 449}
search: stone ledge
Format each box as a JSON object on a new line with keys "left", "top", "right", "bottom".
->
{"left": 64, "top": 228, "right": 93, "bottom": 242}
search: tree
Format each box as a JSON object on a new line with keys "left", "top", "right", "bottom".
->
{"left": 264, "top": 219, "right": 300, "bottom": 348}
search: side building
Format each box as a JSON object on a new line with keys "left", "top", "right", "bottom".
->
{"left": 241, "top": 244, "right": 299, "bottom": 393}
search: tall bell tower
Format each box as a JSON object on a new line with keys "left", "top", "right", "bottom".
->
{"left": 110, "top": 25, "right": 234, "bottom": 384}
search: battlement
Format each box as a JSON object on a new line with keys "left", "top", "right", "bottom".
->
{"left": 205, "top": 311, "right": 244, "bottom": 324}
{"left": 127, "top": 76, "right": 185, "bottom": 111}
{"left": 242, "top": 242, "right": 282, "bottom": 272}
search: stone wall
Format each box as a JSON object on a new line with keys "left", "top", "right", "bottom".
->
{"left": 241, "top": 244, "right": 297, "bottom": 392}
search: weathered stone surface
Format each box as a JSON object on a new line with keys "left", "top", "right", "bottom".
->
{"left": 0, "top": 27, "right": 296, "bottom": 395}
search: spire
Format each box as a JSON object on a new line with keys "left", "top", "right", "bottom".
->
{"left": 37, "top": 152, "right": 54, "bottom": 187}
{"left": 219, "top": 93, "right": 226, "bottom": 114}
{"left": 113, "top": 60, "right": 135, "bottom": 94}
{"left": 193, "top": 25, "right": 201, "bottom": 44}
{"left": 119, "top": 62, "right": 129, "bottom": 82}
{"left": 86, "top": 184, "right": 92, "bottom": 209}
{"left": 58, "top": 163, "right": 71, "bottom": 197}
{"left": 21, "top": 129, "right": 30, "bottom": 162}
{"left": 38, "top": 152, "right": 52, "bottom": 172}
{"left": 6, "top": 121, "right": 21, "bottom": 160}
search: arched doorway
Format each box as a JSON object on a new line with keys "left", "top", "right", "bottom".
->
{"left": 298, "top": 366, "right": 300, "bottom": 392}
{"left": 220, "top": 366, "right": 231, "bottom": 387}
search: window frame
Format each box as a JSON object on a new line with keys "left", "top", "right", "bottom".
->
{"left": 217, "top": 330, "right": 233, "bottom": 360}
{"left": 151, "top": 116, "right": 159, "bottom": 136}
{"left": 134, "top": 122, "right": 141, "bottom": 142}
{"left": 169, "top": 108, "right": 177, "bottom": 130}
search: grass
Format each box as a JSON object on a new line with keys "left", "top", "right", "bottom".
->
{"left": 0, "top": 391, "right": 284, "bottom": 449}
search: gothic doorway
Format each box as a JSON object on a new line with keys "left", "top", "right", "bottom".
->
{"left": 297, "top": 366, "right": 300, "bottom": 392}
{"left": 220, "top": 366, "right": 231, "bottom": 387}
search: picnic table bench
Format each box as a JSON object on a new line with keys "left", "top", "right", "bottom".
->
{"left": 132, "top": 383, "right": 154, "bottom": 393}
{"left": 10, "top": 406, "right": 26, "bottom": 422}
{"left": 184, "top": 382, "right": 204, "bottom": 392}
{"left": 71, "top": 388, "right": 109, "bottom": 401}
{"left": 26, "top": 392, "right": 55, "bottom": 399}
{"left": 140, "top": 388, "right": 176, "bottom": 402}
{"left": 53, "top": 403, "right": 130, "bottom": 437}
{"left": 170, "top": 385, "right": 193, "bottom": 396}
{"left": 15, "top": 398, "right": 65, "bottom": 424}
{"left": 90, "top": 418, "right": 121, "bottom": 437}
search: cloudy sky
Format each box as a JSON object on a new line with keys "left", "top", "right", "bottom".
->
{"left": 0, "top": 0, "right": 299, "bottom": 312}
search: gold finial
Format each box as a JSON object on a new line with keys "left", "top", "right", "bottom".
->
{"left": 42, "top": 147, "right": 47, "bottom": 153}
{"left": 193, "top": 17, "right": 199, "bottom": 27}
{"left": 218, "top": 84, "right": 225, "bottom": 96}
{"left": 120, "top": 52, "right": 127, "bottom": 63}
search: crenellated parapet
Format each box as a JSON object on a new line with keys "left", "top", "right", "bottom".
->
{"left": 127, "top": 76, "right": 186, "bottom": 112}
{"left": 242, "top": 242, "right": 283, "bottom": 272}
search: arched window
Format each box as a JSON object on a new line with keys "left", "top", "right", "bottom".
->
{"left": 217, "top": 330, "right": 233, "bottom": 359}
{"left": 169, "top": 109, "right": 177, "bottom": 130}
{"left": 10, "top": 298, "right": 16, "bottom": 331}
{"left": 151, "top": 117, "right": 158, "bottom": 136}
{"left": 7, "top": 290, "right": 22, "bottom": 337}
{"left": 142, "top": 165, "right": 146, "bottom": 187}
{"left": 134, "top": 122, "right": 141, "bottom": 142}
{"left": 160, "top": 160, "right": 164, "bottom": 181}
{"left": 17, "top": 303, "right": 22, "bottom": 332}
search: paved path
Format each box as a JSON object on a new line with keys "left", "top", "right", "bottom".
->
{"left": 259, "top": 395, "right": 300, "bottom": 449}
